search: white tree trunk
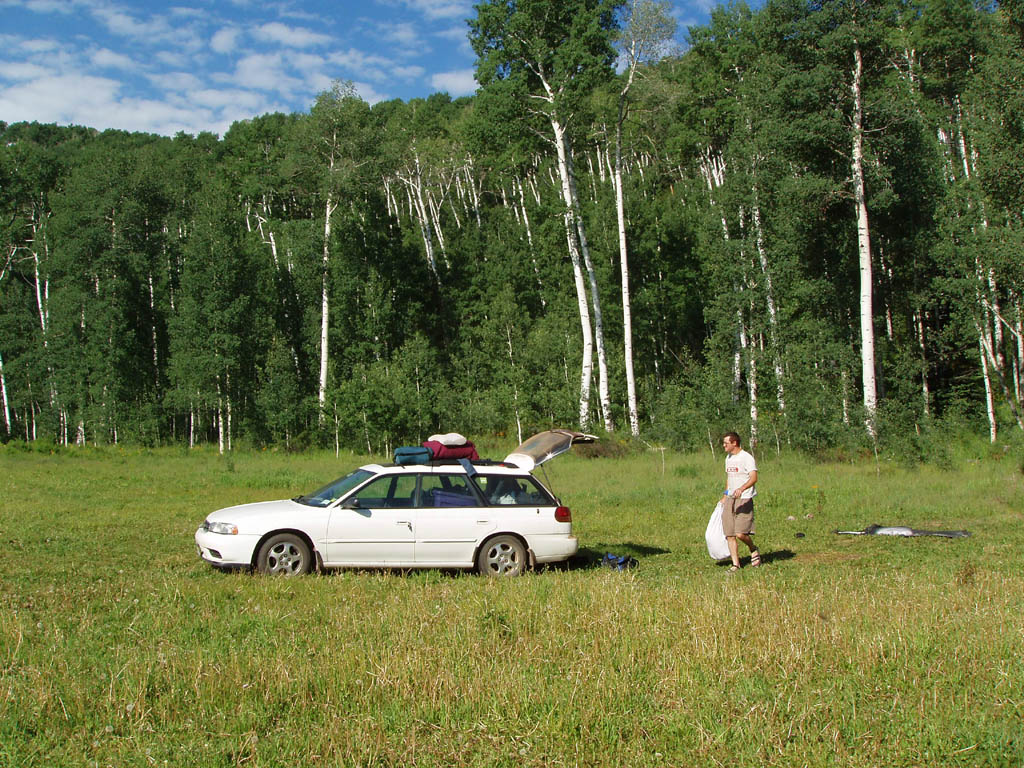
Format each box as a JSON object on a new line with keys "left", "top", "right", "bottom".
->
{"left": 576, "top": 203, "right": 614, "bottom": 433}
{"left": 978, "top": 318, "right": 1024, "bottom": 431}
{"left": 915, "top": 310, "right": 930, "bottom": 416}
{"left": 852, "top": 44, "right": 878, "bottom": 439}
{"left": 748, "top": 333, "right": 758, "bottom": 448}
{"left": 615, "top": 110, "right": 640, "bottom": 436}
{"left": 148, "top": 272, "right": 159, "bottom": 387}
{"left": 217, "top": 380, "right": 225, "bottom": 455}
{"left": 464, "top": 160, "right": 482, "bottom": 228}
{"left": 551, "top": 118, "right": 595, "bottom": 429}
{"left": 506, "top": 325, "right": 523, "bottom": 445}
{"left": 0, "top": 351, "right": 10, "bottom": 436}
{"left": 409, "top": 183, "right": 438, "bottom": 277}
{"left": 318, "top": 193, "right": 336, "bottom": 419}
{"left": 1014, "top": 298, "right": 1023, "bottom": 403}
{"left": 30, "top": 211, "right": 51, "bottom": 341}
{"left": 841, "top": 369, "right": 850, "bottom": 425}
{"left": 979, "top": 335, "right": 997, "bottom": 442}
{"left": 516, "top": 177, "right": 545, "bottom": 305}
{"left": 751, "top": 197, "right": 785, "bottom": 414}
{"left": 397, "top": 151, "right": 441, "bottom": 278}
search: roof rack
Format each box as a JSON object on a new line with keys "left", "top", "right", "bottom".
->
{"left": 384, "top": 459, "right": 515, "bottom": 468}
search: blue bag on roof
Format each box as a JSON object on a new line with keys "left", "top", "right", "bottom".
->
{"left": 394, "top": 445, "right": 433, "bottom": 465}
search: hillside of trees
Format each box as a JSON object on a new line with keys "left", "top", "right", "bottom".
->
{"left": 2, "top": 0, "right": 1022, "bottom": 456}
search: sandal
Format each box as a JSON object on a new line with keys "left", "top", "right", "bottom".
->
{"left": 750, "top": 550, "right": 761, "bottom": 567}
{"left": 727, "top": 564, "right": 740, "bottom": 573}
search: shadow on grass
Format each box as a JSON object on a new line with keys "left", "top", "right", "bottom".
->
{"left": 209, "top": 546, "right": 795, "bottom": 578}
{"left": 710, "top": 548, "right": 797, "bottom": 569}
{"left": 543, "top": 542, "right": 670, "bottom": 571}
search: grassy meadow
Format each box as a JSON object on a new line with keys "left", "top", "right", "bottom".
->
{"left": 1, "top": 440, "right": 1022, "bottom": 767}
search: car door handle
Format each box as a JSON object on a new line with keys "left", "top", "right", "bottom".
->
{"left": 396, "top": 520, "right": 411, "bottom": 528}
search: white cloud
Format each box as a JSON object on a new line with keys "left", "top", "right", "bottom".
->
{"left": 326, "top": 48, "right": 393, "bottom": 83}
{"left": 252, "top": 22, "right": 331, "bottom": 48}
{"left": 92, "top": 7, "right": 161, "bottom": 40}
{"left": 169, "top": 6, "right": 205, "bottom": 19}
{"left": 435, "top": 24, "right": 469, "bottom": 41}
{"left": 21, "top": 38, "right": 60, "bottom": 53}
{"left": 304, "top": 72, "right": 333, "bottom": 95}
{"left": 87, "top": 3, "right": 203, "bottom": 51}
{"left": 155, "top": 50, "right": 188, "bottom": 68}
{"left": 188, "top": 87, "right": 266, "bottom": 111}
{"left": 288, "top": 52, "right": 327, "bottom": 72}
{"left": 90, "top": 47, "right": 136, "bottom": 70}
{"left": 351, "top": 80, "right": 388, "bottom": 104}
{"left": 390, "top": 0, "right": 472, "bottom": 22}
{"left": 392, "top": 64, "right": 425, "bottom": 80}
{"left": 148, "top": 71, "right": 204, "bottom": 92}
{"left": 0, "top": 0, "right": 527, "bottom": 134}
{"left": 13, "top": 0, "right": 74, "bottom": 13}
{"left": 232, "top": 52, "right": 304, "bottom": 95}
{"left": 211, "top": 27, "right": 242, "bottom": 54}
{"left": 329, "top": 48, "right": 392, "bottom": 71}
{"left": 430, "top": 69, "right": 475, "bottom": 96}
{"left": 434, "top": 24, "right": 474, "bottom": 59}
{"left": 0, "top": 73, "right": 123, "bottom": 126}
{"left": 0, "top": 60, "right": 51, "bottom": 81}
{"left": 277, "top": 6, "right": 320, "bottom": 24}
{"left": 94, "top": 99, "right": 206, "bottom": 135}
{"left": 376, "top": 21, "right": 424, "bottom": 47}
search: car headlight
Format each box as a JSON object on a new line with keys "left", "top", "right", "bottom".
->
{"left": 207, "top": 521, "right": 239, "bottom": 535}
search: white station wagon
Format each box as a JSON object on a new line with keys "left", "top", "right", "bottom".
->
{"left": 195, "top": 430, "right": 595, "bottom": 577}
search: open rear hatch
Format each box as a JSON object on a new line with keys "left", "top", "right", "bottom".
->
{"left": 503, "top": 429, "right": 598, "bottom": 471}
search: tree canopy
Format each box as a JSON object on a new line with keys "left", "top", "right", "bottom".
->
{"left": 1, "top": 0, "right": 1022, "bottom": 456}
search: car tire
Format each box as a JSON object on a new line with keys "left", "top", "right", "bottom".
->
{"left": 477, "top": 535, "right": 527, "bottom": 577}
{"left": 256, "top": 533, "right": 312, "bottom": 576}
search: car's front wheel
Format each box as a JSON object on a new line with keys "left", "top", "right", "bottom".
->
{"left": 256, "top": 533, "right": 312, "bottom": 576}
{"left": 477, "top": 535, "right": 527, "bottom": 577}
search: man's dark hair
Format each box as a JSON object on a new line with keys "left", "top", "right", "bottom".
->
{"left": 723, "top": 431, "right": 742, "bottom": 447}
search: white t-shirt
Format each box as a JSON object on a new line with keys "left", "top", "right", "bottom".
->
{"left": 725, "top": 449, "right": 757, "bottom": 499}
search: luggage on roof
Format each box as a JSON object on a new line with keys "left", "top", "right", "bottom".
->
{"left": 394, "top": 445, "right": 433, "bottom": 465}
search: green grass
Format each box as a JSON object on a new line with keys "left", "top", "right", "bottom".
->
{"left": 1, "top": 444, "right": 1022, "bottom": 767}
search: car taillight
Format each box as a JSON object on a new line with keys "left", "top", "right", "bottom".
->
{"left": 555, "top": 506, "right": 571, "bottom": 522}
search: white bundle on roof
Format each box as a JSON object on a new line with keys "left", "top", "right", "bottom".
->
{"left": 427, "top": 432, "right": 468, "bottom": 446}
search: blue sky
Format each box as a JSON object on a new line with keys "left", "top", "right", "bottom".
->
{"left": 1, "top": 0, "right": 717, "bottom": 137}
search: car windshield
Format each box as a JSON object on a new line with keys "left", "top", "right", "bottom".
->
{"left": 294, "top": 469, "right": 374, "bottom": 507}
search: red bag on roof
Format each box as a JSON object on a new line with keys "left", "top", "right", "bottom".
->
{"left": 422, "top": 440, "right": 479, "bottom": 461}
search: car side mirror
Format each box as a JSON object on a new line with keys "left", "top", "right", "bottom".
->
{"left": 341, "top": 498, "right": 361, "bottom": 509}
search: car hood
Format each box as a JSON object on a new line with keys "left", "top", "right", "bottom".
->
{"left": 206, "top": 499, "right": 307, "bottom": 524}
{"left": 503, "top": 429, "right": 598, "bottom": 470}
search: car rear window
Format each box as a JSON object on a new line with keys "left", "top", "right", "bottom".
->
{"left": 475, "top": 475, "right": 554, "bottom": 506}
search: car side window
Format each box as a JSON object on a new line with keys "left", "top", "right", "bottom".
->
{"left": 349, "top": 474, "right": 417, "bottom": 508}
{"left": 419, "top": 474, "right": 478, "bottom": 507}
{"left": 476, "top": 475, "right": 552, "bottom": 506}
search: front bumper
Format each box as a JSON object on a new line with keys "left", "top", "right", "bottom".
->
{"left": 195, "top": 527, "right": 259, "bottom": 568}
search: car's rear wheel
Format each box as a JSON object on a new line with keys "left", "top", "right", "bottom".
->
{"left": 256, "top": 533, "right": 312, "bottom": 576}
{"left": 477, "top": 535, "right": 527, "bottom": 577}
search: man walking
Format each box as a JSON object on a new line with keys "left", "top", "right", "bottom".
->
{"left": 722, "top": 432, "right": 761, "bottom": 572}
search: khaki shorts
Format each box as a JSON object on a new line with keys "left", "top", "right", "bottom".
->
{"left": 722, "top": 496, "right": 755, "bottom": 536}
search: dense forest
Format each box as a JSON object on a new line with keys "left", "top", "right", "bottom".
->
{"left": 2, "top": 0, "right": 1022, "bottom": 456}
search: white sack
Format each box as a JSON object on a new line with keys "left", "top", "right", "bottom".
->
{"left": 427, "top": 432, "right": 468, "bottom": 446}
{"left": 705, "top": 501, "right": 730, "bottom": 560}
